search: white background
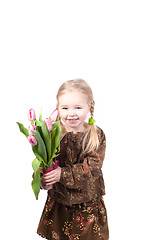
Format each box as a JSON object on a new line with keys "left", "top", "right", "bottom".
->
{"left": 0, "top": 0, "right": 159, "bottom": 239}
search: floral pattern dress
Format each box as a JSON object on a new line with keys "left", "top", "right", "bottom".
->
{"left": 37, "top": 126, "right": 109, "bottom": 240}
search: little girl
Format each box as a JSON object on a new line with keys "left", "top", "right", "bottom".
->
{"left": 37, "top": 79, "right": 109, "bottom": 240}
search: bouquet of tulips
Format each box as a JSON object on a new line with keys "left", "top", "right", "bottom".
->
{"left": 16, "top": 108, "right": 62, "bottom": 200}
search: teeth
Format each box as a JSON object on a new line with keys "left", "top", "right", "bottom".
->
{"left": 68, "top": 119, "right": 78, "bottom": 120}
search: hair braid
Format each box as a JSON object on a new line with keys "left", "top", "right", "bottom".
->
{"left": 90, "top": 100, "right": 95, "bottom": 118}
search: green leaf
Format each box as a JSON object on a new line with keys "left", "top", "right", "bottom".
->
{"left": 32, "top": 157, "right": 41, "bottom": 172}
{"left": 39, "top": 107, "right": 42, "bottom": 121}
{"left": 35, "top": 119, "right": 42, "bottom": 127}
{"left": 16, "top": 122, "right": 29, "bottom": 137}
{"left": 32, "top": 130, "right": 47, "bottom": 162}
{"left": 40, "top": 120, "right": 51, "bottom": 162}
{"left": 31, "top": 158, "right": 41, "bottom": 200}
{"left": 31, "top": 120, "right": 34, "bottom": 125}
{"left": 32, "top": 145, "right": 47, "bottom": 169}
{"left": 50, "top": 128, "right": 56, "bottom": 158}
{"left": 88, "top": 118, "right": 96, "bottom": 125}
{"left": 48, "top": 158, "right": 53, "bottom": 168}
{"left": 51, "top": 121, "right": 62, "bottom": 159}
{"left": 58, "top": 115, "right": 61, "bottom": 121}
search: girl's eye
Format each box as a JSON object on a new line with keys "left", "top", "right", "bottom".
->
{"left": 76, "top": 107, "right": 82, "bottom": 109}
{"left": 62, "top": 107, "right": 68, "bottom": 110}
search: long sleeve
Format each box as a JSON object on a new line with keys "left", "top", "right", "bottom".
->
{"left": 59, "top": 129, "right": 106, "bottom": 190}
{"left": 48, "top": 126, "right": 106, "bottom": 206}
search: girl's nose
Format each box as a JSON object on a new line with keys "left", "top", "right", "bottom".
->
{"left": 68, "top": 110, "right": 76, "bottom": 117}
{"left": 68, "top": 113, "right": 76, "bottom": 117}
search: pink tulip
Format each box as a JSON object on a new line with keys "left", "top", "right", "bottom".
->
{"left": 50, "top": 109, "right": 59, "bottom": 122}
{"left": 28, "top": 124, "right": 36, "bottom": 136}
{"left": 28, "top": 135, "right": 37, "bottom": 146}
{"left": 28, "top": 108, "right": 36, "bottom": 121}
{"left": 44, "top": 118, "right": 53, "bottom": 131}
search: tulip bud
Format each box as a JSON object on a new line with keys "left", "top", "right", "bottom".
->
{"left": 44, "top": 118, "right": 53, "bottom": 131}
{"left": 28, "top": 135, "right": 37, "bottom": 146}
{"left": 28, "top": 108, "right": 36, "bottom": 121}
{"left": 50, "top": 109, "right": 59, "bottom": 122}
{"left": 28, "top": 124, "right": 36, "bottom": 136}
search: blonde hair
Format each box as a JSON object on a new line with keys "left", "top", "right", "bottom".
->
{"left": 56, "top": 79, "right": 99, "bottom": 156}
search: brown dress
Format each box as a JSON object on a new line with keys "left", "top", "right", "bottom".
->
{"left": 37, "top": 126, "right": 109, "bottom": 240}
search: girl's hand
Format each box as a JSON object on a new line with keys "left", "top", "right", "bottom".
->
{"left": 41, "top": 166, "right": 62, "bottom": 190}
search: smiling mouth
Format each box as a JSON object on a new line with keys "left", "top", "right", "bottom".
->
{"left": 67, "top": 118, "right": 79, "bottom": 122}
{"left": 68, "top": 118, "right": 79, "bottom": 120}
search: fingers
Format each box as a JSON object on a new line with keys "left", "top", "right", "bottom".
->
{"left": 45, "top": 180, "right": 57, "bottom": 186}
{"left": 43, "top": 174, "right": 55, "bottom": 181}
{"left": 41, "top": 167, "right": 61, "bottom": 187}
{"left": 42, "top": 174, "right": 56, "bottom": 182}
{"left": 42, "top": 169, "right": 57, "bottom": 179}
{"left": 45, "top": 177, "right": 58, "bottom": 186}
{"left": 41, "top": 174, "right": 57, "bottom": 186}
{"left": 42, "top": 167, "right": 61, "bottom": 181}
{"left": 41, "top": 178, "right": 53, "bottom": 189}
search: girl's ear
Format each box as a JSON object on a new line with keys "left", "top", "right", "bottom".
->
{"left": 88, "top": 103, "right": 91, "bottom": 111}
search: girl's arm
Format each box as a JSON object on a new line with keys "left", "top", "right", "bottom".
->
{"left": 41, "top": 128, "right": 106, "bottom": 190}
{"left": 59, "top": 130, "right": 106, "bottom": 190}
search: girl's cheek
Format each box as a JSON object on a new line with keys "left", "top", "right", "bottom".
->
{"left": 60, "top": 114, "right": 66, "bottom": 121}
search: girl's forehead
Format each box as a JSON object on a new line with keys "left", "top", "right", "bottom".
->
{"left": 58, "top": 90, "right": 88, "bottom": 105}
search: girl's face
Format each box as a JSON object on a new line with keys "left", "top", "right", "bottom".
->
{"left": 58, "top": 90, "right": 90, "bottom": 132}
